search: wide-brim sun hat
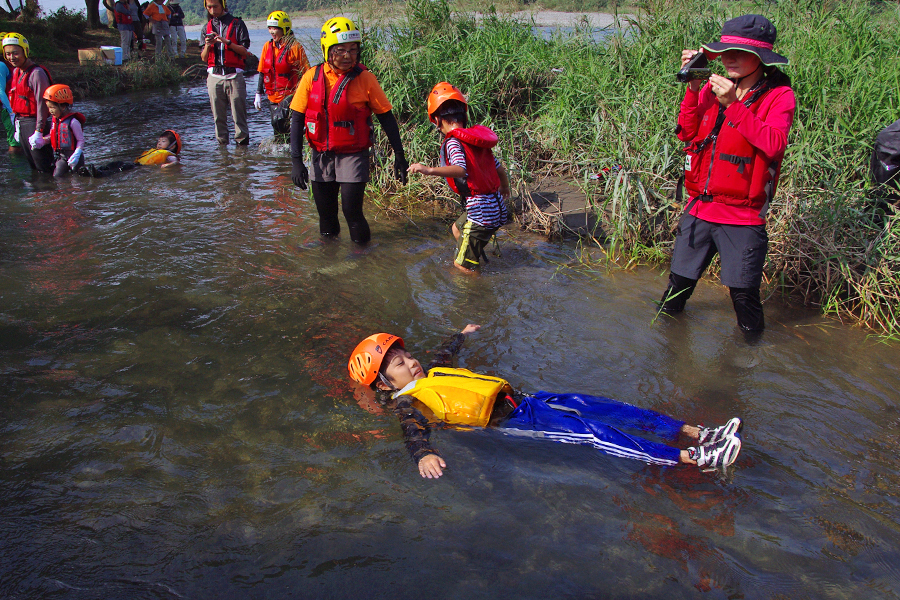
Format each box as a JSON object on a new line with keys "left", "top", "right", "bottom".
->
{"left": 701, "top": 14, "right": 788, "bottom": 66}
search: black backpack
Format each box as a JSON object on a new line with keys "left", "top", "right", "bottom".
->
{"left": 871, "top": 119, "right": 900, "bottom": 189}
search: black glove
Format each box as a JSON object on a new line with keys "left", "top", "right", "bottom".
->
{"left": 292, "top": 159, "right": 308, "bottom": 190}
{"left": 394, "top": 154, "right": 409, "bottom": 185}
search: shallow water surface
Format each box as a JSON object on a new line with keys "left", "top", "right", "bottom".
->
{"left": 1, "top": 85, "right": 899, "bottom": 599}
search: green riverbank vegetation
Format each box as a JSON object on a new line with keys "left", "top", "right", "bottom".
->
{"left": 68, "top": 57, "right": 186, "bottom": 97}
{"left": 1, "top": 7, "right": 186, "bottom": 97}
{"left": 359, "top": 0, "right": 900, "bottom": 336}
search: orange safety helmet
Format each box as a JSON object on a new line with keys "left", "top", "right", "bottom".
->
{"left": 43, "top": 84, "right": 74, "bottom": 105}
{"left": 348, "top": 333, "right": 404, "bottom": 385}
{"left": 427, "top": 81, "right": 467, "bottom": 124}
{"left": 163, "top": 129, "right": 182, "bottom": 154}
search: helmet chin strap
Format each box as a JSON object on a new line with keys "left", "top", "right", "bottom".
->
{"left": 377, "top": 372, "right": 398, "bottom": 392}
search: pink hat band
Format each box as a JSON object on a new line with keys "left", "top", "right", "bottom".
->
{"left": 719, "top": 35, "right": 774, "bottom": 50}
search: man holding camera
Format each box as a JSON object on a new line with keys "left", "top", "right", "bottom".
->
{"left": 200, "top": 0, "right": 251, "bottom": 145}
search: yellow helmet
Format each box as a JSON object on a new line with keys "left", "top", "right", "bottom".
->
{"left": 320, "top": 16, "right": 361, "bottom": 61}
{"left": 2, "top": 32, "right": 29, "bottom": 58}
{"left": 266, "top": 11, "right": 291, "bottom": 33}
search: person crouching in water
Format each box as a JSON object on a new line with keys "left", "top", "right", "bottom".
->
{"left": 80, "top": 129, "right": 181, "bottom": 177}
{"left": 408, "top": 83, "right": 510, "bottom": 273}
{"left": 37, "top": 84, "right": 86, "bottom": 177}
{"left": 659, "top": 15, "right": 795, "bottom": 332}
{"left": 348, "top": 326, "right": 742, "bottom": 479}
{"left": 254, "top": 11, "right": 309, "bottom": 140}
{"left": 2, "top": 33, "right": 54, "bottom": 173}
{"left": 289, "top": 17, "right": 408, "bottom": 244}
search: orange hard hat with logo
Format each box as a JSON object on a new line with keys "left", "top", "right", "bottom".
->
{"left": 427, "top": 81, "right": 467, "bottom": 124}
{"left": 348, "top": 333, "right": 404, "bottom": 385}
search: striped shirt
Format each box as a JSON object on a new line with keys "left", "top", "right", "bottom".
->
{"left": 444, "top": 137, "right": 507, "bottom": 229}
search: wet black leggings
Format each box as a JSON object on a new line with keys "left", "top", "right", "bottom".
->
{"left": 310, "top": 180, "right": 370, "bottom": 244}
{"left": 659, "top": 273, "right": 765, "bottom": 331}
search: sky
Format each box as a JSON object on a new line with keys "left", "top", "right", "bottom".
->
{"left": 39, "top": 0, "right": 97, "bottom": 14}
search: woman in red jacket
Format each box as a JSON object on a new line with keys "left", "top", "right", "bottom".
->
{"left": 659, "top": 14, "right": 795, "bottom": 333}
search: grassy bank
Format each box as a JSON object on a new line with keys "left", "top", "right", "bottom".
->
{"left": 1, "top": 8, "right": 188, "bottom": 98}
{"left": 360, "top": 0, "right": 900, "bottom": 336}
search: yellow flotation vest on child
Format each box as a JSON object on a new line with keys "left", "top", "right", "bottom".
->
{"left": 135, "top": 149, "right": 175, "bottom": 165}
{"left": 394, "top": 367, "right": 513, "bottom": 427}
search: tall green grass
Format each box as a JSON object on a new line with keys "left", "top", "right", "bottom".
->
{"left": 358, "top": 0, "right": 900, "bottom": 335}
{"left": 68, "top": 58, "right": 185, "bottom": 98}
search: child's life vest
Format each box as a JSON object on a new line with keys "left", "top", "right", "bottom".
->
{"left": 393, "top": 367, "right": 513, "bottom": 427}
{"left": 50, "top": 112, "right": 86, "bottom": 155}
{"left": 440, "top": 125, "right": 501, "bottom": 200}
{"left": 260, "top": 40, "right": 299, "bottom": 99}
{"left": 10, "top": 64, "right": 52, "bottom": 118}
{"left": 304, "top": 63, "right": 372, "bottom": 154}
{"left": 135, "top": 148, "right": 175, "bottom": 165}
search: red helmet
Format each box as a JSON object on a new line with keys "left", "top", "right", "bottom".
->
{"left": 163, "top": 129, "right": 182, "bottom": 154}
{"left": 43, "top": 84, "right": 74, "bottom": 105}
{"left": 427, "top": 81, "right": 467, "bottom": 124}
{"left": 348, "top": 333, "right": 404, "bottom": 385}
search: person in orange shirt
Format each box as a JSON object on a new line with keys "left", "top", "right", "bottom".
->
{"left": 254, "top": 11, "right": 310, "bottom": 139}
{"left": 289, "top": 16, "right": 407, "bottom": 245}
{"left": 142, "top": 0, "right": 172, "bottom": 57}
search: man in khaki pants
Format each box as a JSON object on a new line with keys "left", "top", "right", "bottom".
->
{"left": 199, "top": 0, "right": 251, "bottom": 145}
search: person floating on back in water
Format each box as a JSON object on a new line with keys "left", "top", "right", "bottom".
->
{"left": 348, "top": 326, "right": 743, "bottom": 479}
{"left": 408, "top": 82, "right": 510, "bottom": 272}
{"left": 37, "top": 84, "right": 86, "bottom": 177}
{"left": 659, "top": 15, "right": 795, "bottom": 332}
{"left": 79, "top": 129, "right": 181, "bottom": 177}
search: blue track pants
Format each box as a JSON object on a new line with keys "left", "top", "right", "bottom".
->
{"left": 500, "top": 392, "right": 684, "bottom": 466}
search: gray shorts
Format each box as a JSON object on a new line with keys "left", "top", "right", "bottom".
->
{"left": 670, "top": 214, "right": 768, "bottom": 288}
{"left": 310, "top": 148, "right": 369, "bottom": 183}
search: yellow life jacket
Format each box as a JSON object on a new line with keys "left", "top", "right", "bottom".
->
{"left": 395, "top": 367, "right": 513, "bottom": 427}
{"left": 135, "top": 149, "right": 175, "bottom": 165}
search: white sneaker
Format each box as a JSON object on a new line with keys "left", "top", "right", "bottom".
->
{"left": 697, "top": 417, "right": 742, "bottom": 446}
{"left": 689, "top": 434, "right": 741, "bottom": 471}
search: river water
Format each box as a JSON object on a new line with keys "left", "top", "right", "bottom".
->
{"left": 1, "top": 81, "right": 900, "bottom": 599}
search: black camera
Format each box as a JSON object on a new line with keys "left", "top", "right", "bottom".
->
{"left": 676, "top": 52, "right": 711, "bottom": 83}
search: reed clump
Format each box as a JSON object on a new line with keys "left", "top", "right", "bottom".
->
{"left": 362, "top": 0, "right": 900, "bottom": 335}
{"left": 68, "top": 57, "right": 184, "bottom": 99}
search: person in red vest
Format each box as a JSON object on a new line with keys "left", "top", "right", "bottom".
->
{"left": 408, "top": 82, "right": 511, "bottom": 272}
{"left": 2, "top": 33, "right": 53, "bottom": 173}
{"left": 113, "top": 0, "right": 133, "bottom": 62}
{"left": 659, "top": 15, "right": 795, "bottom": 333}
{"left": 254, "top": 11, "right": 309, "bottom": 139}
{"left": 37, "top": 84, "right": 86, "bottom": 177}
{"left": 200, "top": 0, "right": 251, "bottom": 145}
{"left": 289, "top": 16, "right": 407, "bottom": 245}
